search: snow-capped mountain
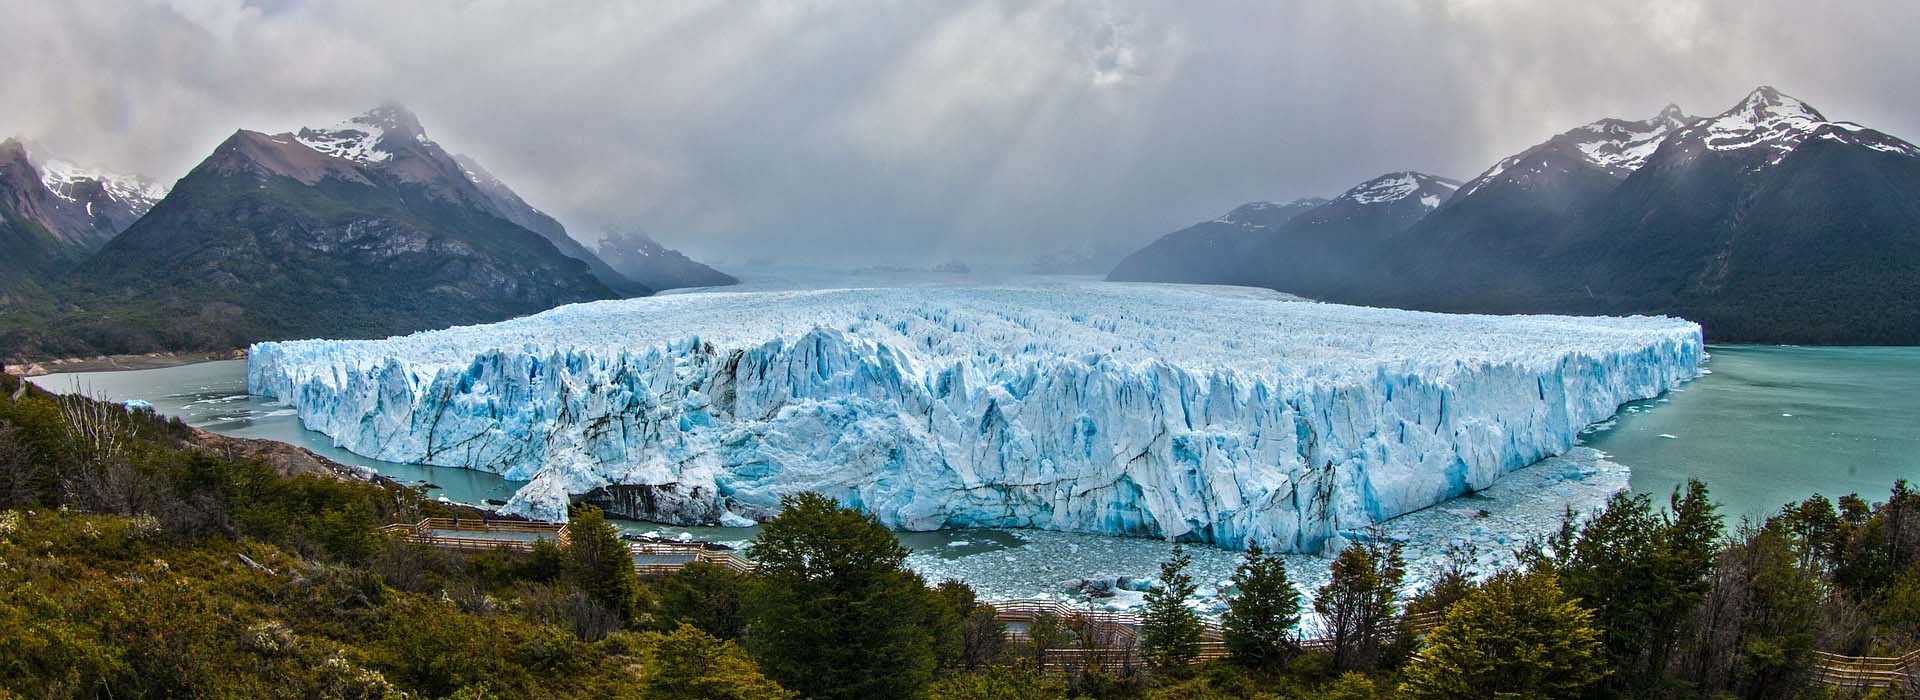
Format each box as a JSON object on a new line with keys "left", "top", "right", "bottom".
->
{"left": 1292, "top": 171, "right": 1458, "bottom": 225}
{"left": 287, "top": 105, "right": 649, "bottom": 295}
{"left": 38, "top": 105, "right": 624, "bottom": 358}
{"left": 1, "top": 138, "right": 166, "bottom": 305}
{"left": 1665, "top": 86, "right": 1919, "bottom": 169}
{"left": 1363, "top": 107, "right": 1704, "bottom": 312}
{"left": 1109, "top": 172, "right": 1457, "bottom": 300}
{"left": 595, "top": 231, "right": 737, "bottom": 291}
{"left": 38, "top": 157, "right": 168, "bottom": 216}
{"left": 1456, "top": 105, "right": 1698, "bottom": 199}
{"left": 1538, "top": 86, "right": 1920, "bottom": 343}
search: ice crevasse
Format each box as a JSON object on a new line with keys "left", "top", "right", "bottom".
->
{"left": 248, "top": 281, "right": 1704, "bottom": 552}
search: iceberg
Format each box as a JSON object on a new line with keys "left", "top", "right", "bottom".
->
{"left": 248, "top": 280, "right": 1703, "bottom": 552}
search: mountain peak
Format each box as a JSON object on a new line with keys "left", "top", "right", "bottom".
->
{"left": 1728, "top": 85, "right": 1825, "bottom": 124}
{"left": 293, "top": 103, "right": 431, "bottom": 165}
{"left": 358, "top": 102, "right": 426, "bottom": 138}
{"left": 1684, "top": 86, "right": 1913, "bottom": 165}
{"left": 1339, "top": 171, "right": 1458, "bottom": 208}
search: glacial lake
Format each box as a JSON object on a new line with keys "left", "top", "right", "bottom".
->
{"left": 29, "top": 343, "right": 1920, "bottom": 605}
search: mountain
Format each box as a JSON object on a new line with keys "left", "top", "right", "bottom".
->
{"left": 291, "top": 105, "right": 649, "bottom": 296}
{"left": 1361, "top": 106, "right": 1702, "bottom": 310}
{"left": 0, "top": 139, "right": 165, "bottom": 304}
{"left": 594, "top": 231, "right": 737, "bottom": 291}
{"left": 1241, "top": 172, "right": 1459, "bottom": 300}
{"left": 1106, "top": 198, "right": 1326, "bottom": 285}
{"left": 452, "top": 154, "right": 650, "bottom": 295}
{"left": 1539, "top": 87, "right": 1920, "bottom": 343}
{"left": 11, "top": 105, "right": 621, "bottom": 358}
{"left": 1109, "top": 171, "right": 1459, "bottom": 299}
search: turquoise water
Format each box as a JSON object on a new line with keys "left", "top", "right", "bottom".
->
{"left": 1595, "top": 345, "right": 1920, "bottom": 522}
{"left": 28, "top": 360, "right": 527, "bottom": 507}
{"left": 31, "top": 344, "right": 1920, "bottom": 533}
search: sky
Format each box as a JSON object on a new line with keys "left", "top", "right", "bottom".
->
{"left": 3, "top": 0, "right": 1917, "bottom": 266}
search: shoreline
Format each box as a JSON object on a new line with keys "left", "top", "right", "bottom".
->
{"left": 3, "top": 348, "right": 246, "bottom": 377}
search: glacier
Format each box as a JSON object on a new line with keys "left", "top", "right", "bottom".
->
{"left": 247, "top": 280, "right": 1703, "bottom": 552}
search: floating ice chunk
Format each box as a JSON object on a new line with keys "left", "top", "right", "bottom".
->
{"left": 249, "top": 280, "right": 1703, "bottom": 552}
{"left": 1658, "top": 434, "right": 1679, "bottom": 439}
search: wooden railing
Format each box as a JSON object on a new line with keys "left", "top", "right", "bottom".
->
{"left": 379, "top": 517, "right": 569, "bottom": 553}
{"left": 380, "top": 520, "right": 1907, "bottom": 687}
{"left": 380, "top": 518, "right": 753, "bottom": 575}
{"left": 1811, "top": 649, "right": 1920, "bottom": 689}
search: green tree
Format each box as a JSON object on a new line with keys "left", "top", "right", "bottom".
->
{"left": 1220, "top": 543, "right": 1300, "bottom": 668}
{"left": 1400, "top": 569, "right": 1606, "bottom": 700}
{"left": 1313, "top": 540, "right": 1406, "bottom": 672}
{"left": 743, "top": 492, "right": 935, "bottom": 700}
{"left": 635, "top": 624, "right": 795, "bottom": 700}
{"left": 563, "top": 505, "right": 646, "bottom": 623}
{"left": 926, "top": 578, "right": 1001, "bottom": 672}
{"left": 1140, "top": 545, "right": 1206, "bottom": 672}
{"left": 1558, "top": 483, "right": 1721, "bottom": 696}
{"left": 657, "top": 560, "right": 749, "bottom": 639}
{"left": 1645, "top": 480, "right": 1722, "bottom": 681}
{"left": 1735, "top": 524, "right": 1822, "bottom": 700}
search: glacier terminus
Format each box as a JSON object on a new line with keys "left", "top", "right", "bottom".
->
{"left": 248, "top": 280, "right": 1703, "bottom": 552}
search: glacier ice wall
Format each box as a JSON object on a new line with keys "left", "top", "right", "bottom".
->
{"left": 248, "top": 281, "right": 1703, "bottom": 552}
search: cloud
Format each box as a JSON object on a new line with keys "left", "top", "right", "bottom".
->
{"left": 3, "top": 0, "right": 1915, "bottom": 264}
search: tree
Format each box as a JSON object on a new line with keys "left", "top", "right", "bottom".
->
{"left": 1557, "top": 483, "right": 1722, "bottom": 696}
{"left": 1399, "top": 569, "right": 1607, "bottom": 700}
{"left": 1139, "top": 545, "right": 1205, "bottom": 671}
{"left": 926, "top": 579, "right": 1003, "bottom": 671}
{"left": 1313, "top": 540, "right": 1405, "bottom": 672}
{"left": 1734, "top": 524, "right": 1822, "bottom": 700}
{"left": 1220, "top": 544, "right": 1301, "bottom": 668}
{"left": 635, "top": 624, "right": 795, "bottom": 700}
{"left": 562, "top": 505, "right": 645, "bottom": 623}
{"left": 742, "top": 492, "right": 936, "bottom": 700}
{"left": 1645, "top": 480, "right": 1722, "bottom": 680}
{"left": 657, "top": 560, "right": 749, "bottom": 639}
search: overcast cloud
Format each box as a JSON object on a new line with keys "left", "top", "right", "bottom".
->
{"left": 3, "top": 0, "right": 1916, "bottom": 264}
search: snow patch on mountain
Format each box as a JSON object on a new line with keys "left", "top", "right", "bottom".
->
{"left": 1690, "top": 86, "right": 1920, "bottom": 167}
{"left": 1569, "top": 104, "right": 1696, "bottom": 175}
{"left": 1344, "top": 172, "right": 1436, "bottom": 203}
{"left": 35, "top": 157, "right": 168, "bottom": 210}
{"left": 248, "top": 279, "right": 1702, "bottom": 552}
{"left": 294, "top": 105, "right": 430, "bottom": 165}
{"left": 295, "top": 123, "right": 389, "bottom": 164}
{"left": 1457, "top": 106, "right": 1700, "bottom": 198}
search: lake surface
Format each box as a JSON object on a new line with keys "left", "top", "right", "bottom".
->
{"left": 1588, "top": 345, "right": 1920, "bottom": 521}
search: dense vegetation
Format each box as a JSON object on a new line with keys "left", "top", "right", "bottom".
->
{"left": 5, "top": 371, "right": 1920, "bottom": 698}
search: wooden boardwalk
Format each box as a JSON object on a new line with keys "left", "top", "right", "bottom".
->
{"left": 382, "top": 518, "right": 1917, "bottom": 686}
